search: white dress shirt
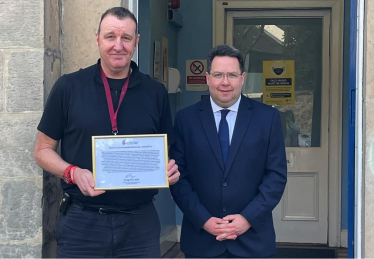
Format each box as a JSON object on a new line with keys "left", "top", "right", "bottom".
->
{"left": 210, "top": 95, "right": 241, "bottom": 144}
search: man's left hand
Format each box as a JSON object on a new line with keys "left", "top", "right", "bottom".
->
{"left": 167, "top": 159, "right": 180, "bottom": 185}
{"left": 215, "top": 214, "right": 251, "bottom": 241}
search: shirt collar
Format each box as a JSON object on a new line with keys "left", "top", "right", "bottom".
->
{"left": 210, "top": 95, "right": 241, "bottom": 113}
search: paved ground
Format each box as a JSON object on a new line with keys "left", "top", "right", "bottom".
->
{"left": 162, "top": 243, "right": 348, "bottom": 258}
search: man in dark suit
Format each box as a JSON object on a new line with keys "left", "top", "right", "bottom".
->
{"left": 170, "top": 45, "right": 287, "bottom": 258}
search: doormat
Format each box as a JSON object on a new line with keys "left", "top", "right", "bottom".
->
{"left": 275, "top": 247, "right": 337, "bottom": 258}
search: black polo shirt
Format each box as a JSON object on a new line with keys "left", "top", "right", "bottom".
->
{"left": 38, "top": 60, "right": 174, "bottom": 207}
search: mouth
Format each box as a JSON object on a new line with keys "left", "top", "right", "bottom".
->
{"left": 110, "top": 54, "right": 126, "bottom": 58}
{"left": 219, "top": 89, "right": 233, "bottom": 94}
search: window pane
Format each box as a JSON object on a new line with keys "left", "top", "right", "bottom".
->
{"left": 233, "top": 18, "right": 322, "bottom": 147}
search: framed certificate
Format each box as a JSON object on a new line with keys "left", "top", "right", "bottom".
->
{"left": 92, "top": 134, "right": 169, "bottom": 190}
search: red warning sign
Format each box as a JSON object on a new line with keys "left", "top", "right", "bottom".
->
{"left": 186, "top": 60, "right": 208, "bottom": 91}
{"left": 187, "top": 76, "right": 206, "bottom": 84}
{"left": 190, "top": 61, "right": 204, "bottom": 75}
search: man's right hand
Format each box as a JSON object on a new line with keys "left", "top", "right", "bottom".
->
{"left": 203, "top": 217, "right": 236, "bottom": 240}
{"left": 74, "top": 168, "right": 105, "bottom": 197}
{"left": 34, "top": 132, "right": 105, "bottom": 197}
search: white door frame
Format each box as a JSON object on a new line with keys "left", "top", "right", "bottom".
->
{"left": 212, "top": 0, "right": 344, "bottom": 247}
{"left": 127, "top": 0, "right": 139, "bottom": 64}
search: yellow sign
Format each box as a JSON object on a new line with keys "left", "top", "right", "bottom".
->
{"left": 263, "top": 60, "right": 295, "bottom": 105}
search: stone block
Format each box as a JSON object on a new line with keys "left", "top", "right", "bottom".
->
{"left": 61, "top": 0, "right": 120, "bottom": 74}
{"left": 7, "top": 51, "right": 43, "bottom": 112}
{"left": 0, "top": 181, "right": 42, "bottom": 241}
{"left": 365, "top": 99, "right": 374, "bottom": 258}
{"left": 0, "top": 51, "right": 3, "bottom": 112}
{"left": 365, "top": 100, "right": 374, "bottom": 134}
{"left": 0, "top": 0, "right": 43, "bottom": 48}
{"left": 0, "top": 244, "right": 41, "bottom": 258}
{"left": 366, "top": 173, "right": 374, "bottom": 257}
{"left": 0, "top": 114, "right": 42, "bottom": 178}
{"left": 366, "top": 0, "right": 374, "bottom": 101}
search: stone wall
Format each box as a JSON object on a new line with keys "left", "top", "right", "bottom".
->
{"left": 42, "top": 0, "right": 126, "bottom": 257}
{"left": 42, "top": 0, "right": 62, "bottom": 257}
{"left": 61, "top": 0, "right": 122, "bottom": 74}
{"left": 0, "top": 0, "right": 132, "bottom": 257}
{"left": 0, "top": 0, "right": 44, "bottom": 257}
{"left": 364, "top": 0, "right": 374, "bottom": 257}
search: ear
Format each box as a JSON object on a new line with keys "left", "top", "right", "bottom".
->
{"left": 241, "top": 71, "right": 246, "bottom": 84}
{"left": 95, "top": 32, "right": 99, "bottom": 47}
{"left": 135, "top": 34, "right": 140, "bottom": 48}
{"left": 206, "top": 72, "right": 210, "bottom": 85}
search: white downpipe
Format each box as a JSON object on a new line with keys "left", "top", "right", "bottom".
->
{"left": 355, "top": 0, "right": 364, "bottom": 257}
{"left": 129, "top": 0, "right": 139, "bottom": 64}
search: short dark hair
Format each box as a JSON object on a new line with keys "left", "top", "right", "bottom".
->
{"left": 207, "top": 45, "right": 245, "bottom": 73}
{"left": 98, "top": 7, "right": 138, "bottom": 35}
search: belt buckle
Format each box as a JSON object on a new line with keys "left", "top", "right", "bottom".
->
{"left": 99, "top": 208, "right": 106, "bottom": 214}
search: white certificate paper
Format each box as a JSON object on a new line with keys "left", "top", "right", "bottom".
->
{"left": 92, "top": 134, "right": 168, "bottom": 190}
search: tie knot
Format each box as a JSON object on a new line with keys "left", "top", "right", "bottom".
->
{"left": 221, "top": 109, "right": 230, "bottom": 118}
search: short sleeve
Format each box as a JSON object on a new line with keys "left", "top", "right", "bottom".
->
{"left": 37, "top": 75, "right": 68, "bottom": 140}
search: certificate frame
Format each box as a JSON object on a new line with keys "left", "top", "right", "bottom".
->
{"left": 92, "top": 134, "right": 169, "bottom": 190}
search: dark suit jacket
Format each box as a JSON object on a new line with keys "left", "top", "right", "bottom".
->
{"left": 169, "top": 96, "right": 287, "bottom": 258}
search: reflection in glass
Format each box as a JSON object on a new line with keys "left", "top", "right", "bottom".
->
{"left": 233, "top": 18, "right": 322, "bottom": 147}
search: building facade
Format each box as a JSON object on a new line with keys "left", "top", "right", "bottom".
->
{"left": 0, "top": 0, "right": 372, "bottom": 257}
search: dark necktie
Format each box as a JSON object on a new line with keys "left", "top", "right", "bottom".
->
{"left": 219, "top": 109, "right": 230, "bottom": 165}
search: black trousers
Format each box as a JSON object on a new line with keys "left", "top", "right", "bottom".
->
{"left": 56, "top": 202, "right": 161, "bottom": 258}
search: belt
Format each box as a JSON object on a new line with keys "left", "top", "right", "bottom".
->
{"left": 71, "top": 203, "right": 140, "bottom": 215}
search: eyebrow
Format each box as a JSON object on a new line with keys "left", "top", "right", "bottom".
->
{"left": 211, "top": 71, "right": 240, "bottom": 74}
{"left": 102, "top": 31, "right": 115, "bottom": 36}
{"left": 102, "top": 31, "right": 133, "bottom": 38}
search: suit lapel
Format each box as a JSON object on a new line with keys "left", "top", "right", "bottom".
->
{"left": 199, "top": 99, "right": 225, "bottom": 172}
{"left": 224, "top": 97, "right": 253, "bottom": 178}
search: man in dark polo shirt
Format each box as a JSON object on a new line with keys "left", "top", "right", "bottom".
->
{"left": 34, "top": 7, "right": 179, "bottom": 258}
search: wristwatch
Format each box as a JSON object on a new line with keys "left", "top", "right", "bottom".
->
{"left": 62, "top": 165, "right": 74, "bottom": 184}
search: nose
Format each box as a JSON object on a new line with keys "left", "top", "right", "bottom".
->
{"left": 113, "top": 38, "right": 123, "bottom": 51}
{"left": 221, "top": 75, "right": 230, "bottom": 85}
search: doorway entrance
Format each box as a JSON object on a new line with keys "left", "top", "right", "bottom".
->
{"left": 215, "top": 0, "right": 343, "bottom": 246}
{"left": 227, "top": 10, "right": 329, "bottom": 244}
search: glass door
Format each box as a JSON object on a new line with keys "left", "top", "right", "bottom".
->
{"left": 227, "top": 10, "right": 330, "bottom": 243}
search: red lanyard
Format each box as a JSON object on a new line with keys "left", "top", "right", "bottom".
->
{"left": 100, "top": 66, "right": 130, "bottom": 135}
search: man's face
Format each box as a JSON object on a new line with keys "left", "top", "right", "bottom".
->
{"left": 206, "top": 56, "right": 246, "bottom": 108}
{"left": 96, "top": 15, "right": 139, "bottom": 77}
